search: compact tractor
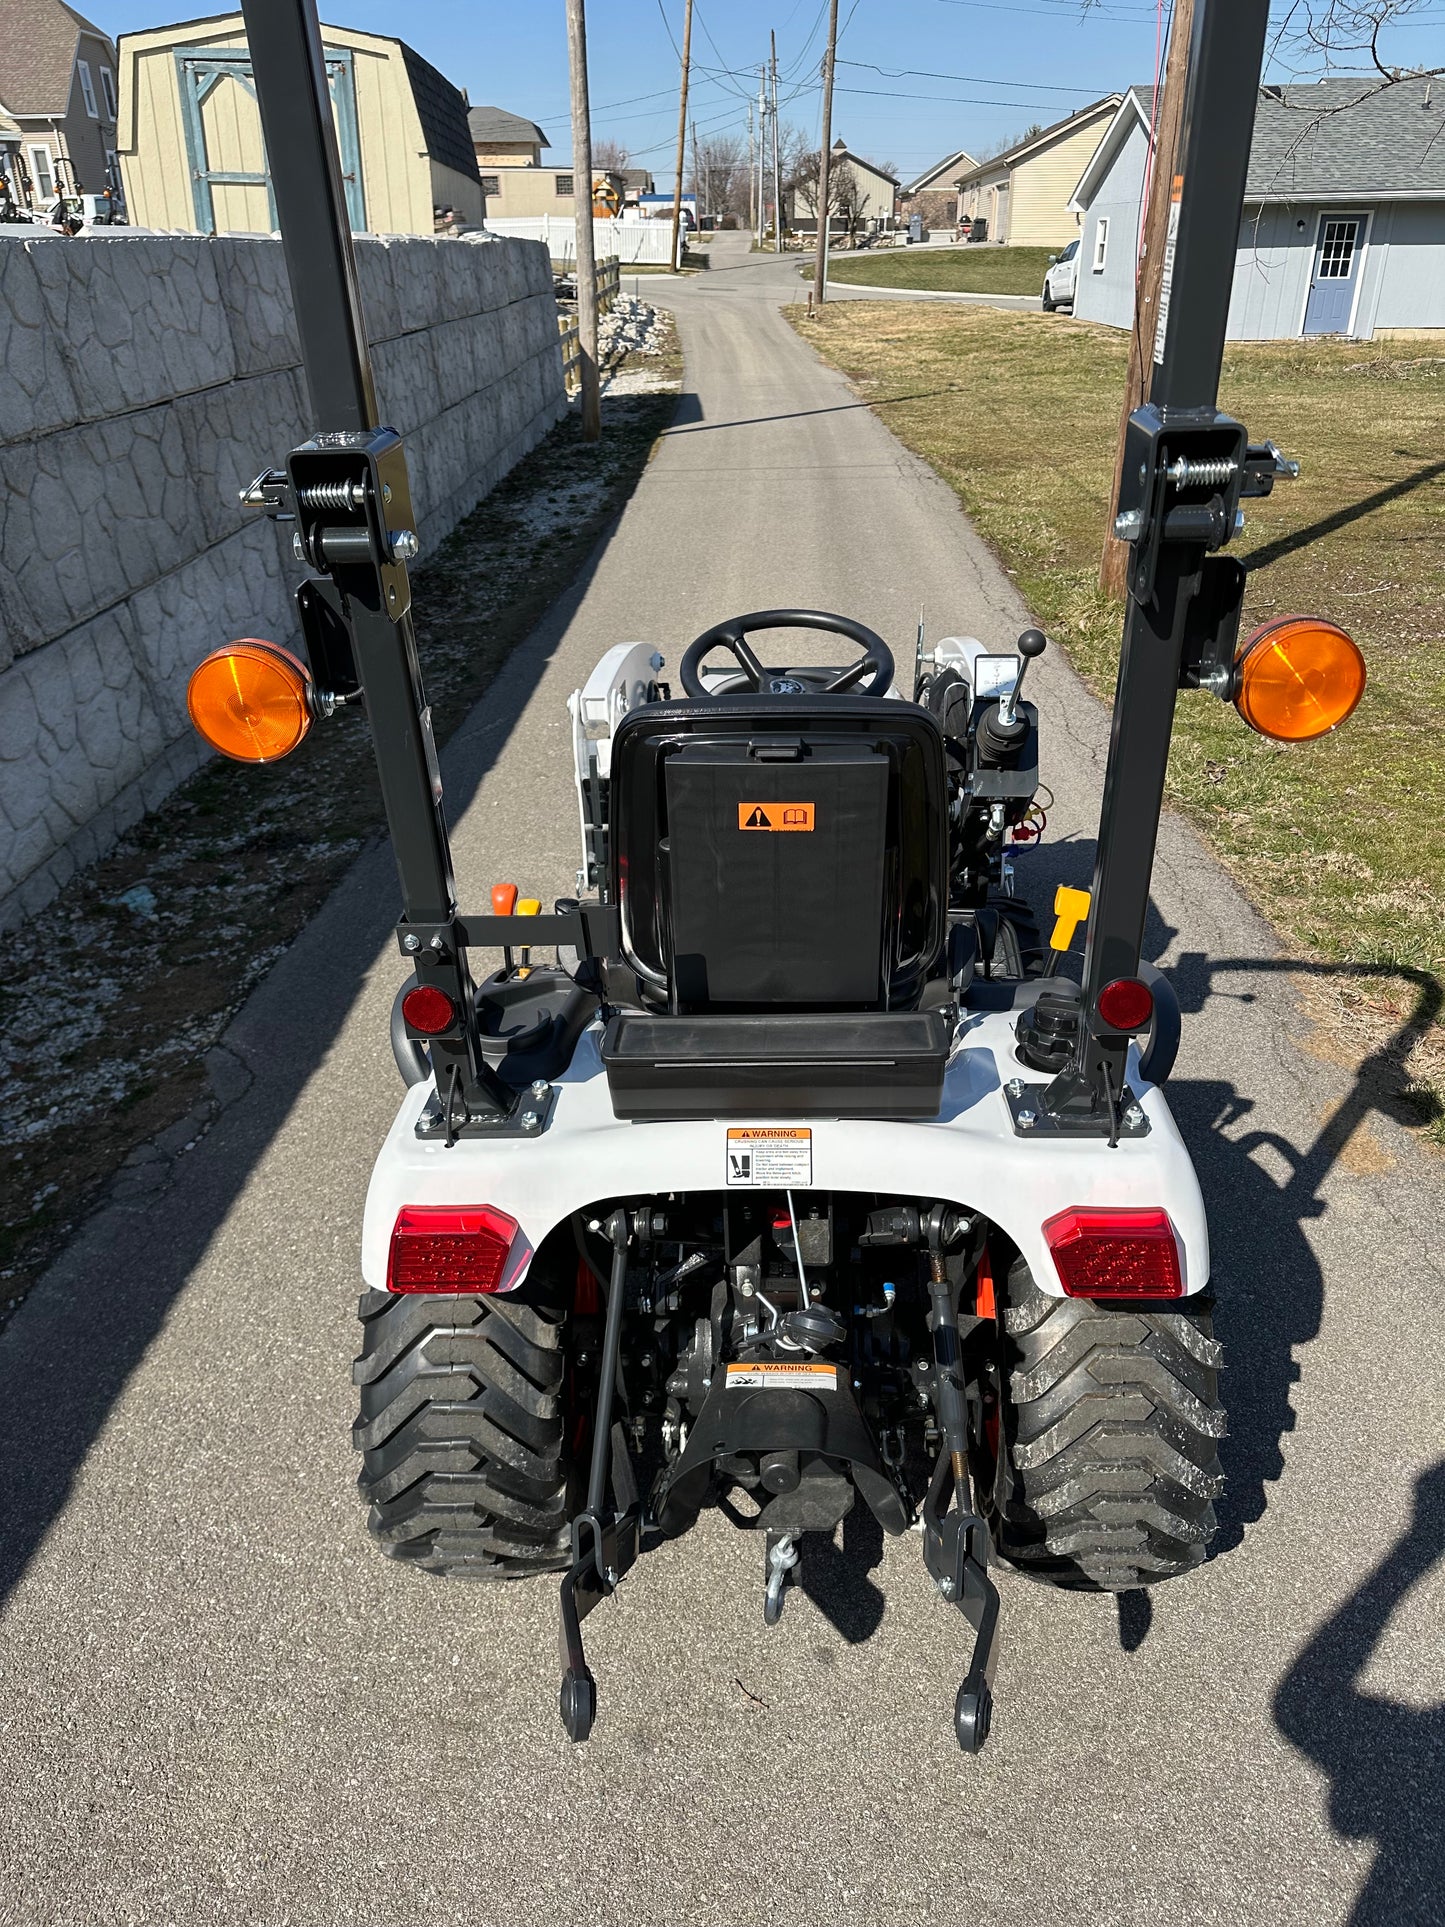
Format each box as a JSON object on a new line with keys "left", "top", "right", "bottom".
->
{"left": 185, "top": 0, "right": 1365, "bottom": 1750}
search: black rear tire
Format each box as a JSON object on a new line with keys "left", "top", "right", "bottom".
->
{"left": 352, "top": 1283, "right": 574, "bottom": 1580}
{"left": 981, "top": 1258, "right": 1225, "bottom": 1590}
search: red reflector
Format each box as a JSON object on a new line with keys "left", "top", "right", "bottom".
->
{"left": 1096, "top": 977, "right": 1154, "bottom": 1032}
{"left": 388, "top": 1205, "right": 518, "bottom": 1294}
{"left": 401, "top": 984, "right": 457, "bottom": 1035}
{"left": 1043, "top": 1206, "right": 1182, "bottom": 1300}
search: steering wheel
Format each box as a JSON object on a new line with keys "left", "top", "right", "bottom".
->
{"left": 679, "top": 608, "right": 895, "bottom": 700}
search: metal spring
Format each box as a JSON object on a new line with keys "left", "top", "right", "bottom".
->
{"left": 1166, "top": 456, "right": 1236, "bottom": 489}
{"left": 296, "top": 478, "right": 366, "bottom": 511}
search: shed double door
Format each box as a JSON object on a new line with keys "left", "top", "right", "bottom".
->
{"left": 1302, "top": 213, "right": 1364, "bottom": 335}
{"left": 177, "top": 45, "right": 365, "bottom": 234}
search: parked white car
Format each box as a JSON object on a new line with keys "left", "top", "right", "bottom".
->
{"left": 1041, "top": 239, "right": 1079, "bottom": 311}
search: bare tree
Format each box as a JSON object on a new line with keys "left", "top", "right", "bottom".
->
{"left": 592, "top": 137, "right": 631, "bottom": 171}
{"left": 686, "top": 132, "right": 750, "bottom": 217}
{"left": 1269, "top": 0, "right": 1442, "bottom": 84}
{"left": 794, "top": 151, "right": 866, "bottom": 235}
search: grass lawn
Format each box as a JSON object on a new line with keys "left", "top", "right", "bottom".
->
{"left": 791, "top": 300, "right": 1445, "bottom": 1116}
{"left": 823, "top": 247, "right": 1054, "bottom": 297}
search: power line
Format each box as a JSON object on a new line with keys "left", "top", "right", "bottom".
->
{"left": 838, "top": 58, "right": 1101, "bottom": 95}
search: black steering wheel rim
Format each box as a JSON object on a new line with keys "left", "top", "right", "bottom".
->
{"left": 679, "top": 608, "right": 895, "bottom": 700}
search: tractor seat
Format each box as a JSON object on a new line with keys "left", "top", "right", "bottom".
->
{"left": 599, "top": 694, "right": 952, "bottom": 1119}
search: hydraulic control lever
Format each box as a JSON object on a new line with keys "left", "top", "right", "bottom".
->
{"left": 997, "top": 628, "right": 1046, "bottom": 729}
{"left": 975, "top": 629, "right": 1046, "bottom": 770}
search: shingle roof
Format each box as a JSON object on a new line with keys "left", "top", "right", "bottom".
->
{"left": 954, "top": 96, "right": 1121, "bottom": 186}
{"left": 906, "top": 147, "right": 979, "bottom": 194}
{"left": 1247, "top": 76, "right": 1445, "bottom": 198}
{"left": 400, "top": 40, "right": 478, "bottom": 182}
{"left": 0, "top": 0, "right": 114, "bottom": 118}
{"left": 467, "top": 104, "right": 550, "bottom": 149}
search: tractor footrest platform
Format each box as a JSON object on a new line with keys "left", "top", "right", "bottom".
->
{"left": 600, "top": 1010, "right": 950, "bottom": 1120}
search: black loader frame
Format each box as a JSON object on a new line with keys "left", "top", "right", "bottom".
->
{"left": 232, "top": 0, "right": 1279, "bottom": 1745}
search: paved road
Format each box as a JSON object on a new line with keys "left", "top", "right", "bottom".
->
{"left": 3, "top": 233, "right": 1442, "bottom": 1927}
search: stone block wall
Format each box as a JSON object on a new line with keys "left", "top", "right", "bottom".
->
{"left": 0, "top": 230, "right": 565, "bottom": 928}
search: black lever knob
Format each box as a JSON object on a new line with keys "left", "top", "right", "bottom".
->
{"left": 999, "top": 629, "right": 1047, "bottom": 727}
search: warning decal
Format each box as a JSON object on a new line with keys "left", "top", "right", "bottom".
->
{"left": 726, "top": 1127, "right": 812, "bottom": 1186}
{"left": 737, "top": 802, "right": 815, "bottom": 832}
{"left": 1152, "top": 174, "right": 1185, "bottom": 366}
{"left": 726, "top": 1362, "right": 838, "bottom": 1391}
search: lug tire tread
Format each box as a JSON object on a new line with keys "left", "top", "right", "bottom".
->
{"left": 352, "top": 1287, "right": 572, "bottom": 1580}
{"left": 985, "top": 1262, "right": 1225, "bottom": 1590}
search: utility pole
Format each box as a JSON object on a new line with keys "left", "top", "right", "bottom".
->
{"left": 670, "top": 0, "right": 694, "bottom": 272}
{"left": 747, "top": 99, "right": 755, "bottom": 241}
{"left": 565, "top": 0, "right": 600, "bottom": 440}
{"left": 812, "top": 0, "right": 840, "bottom": 305}
{"left": 1099, "top": 0, "right": 1194, "bottom": 594}
{"left": 770, "top": 31, "right": 782, "bottom": 252}
{"left": 756, "top": 67, "right": 767, "bottom": 245}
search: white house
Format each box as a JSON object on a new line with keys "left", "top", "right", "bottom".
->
{"left": 1070, "top": 77, "right": 1445, "bottom": 341}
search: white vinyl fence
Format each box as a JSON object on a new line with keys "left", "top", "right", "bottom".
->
{"left": 484, "top": 216, "right": 676, "bottom": 266}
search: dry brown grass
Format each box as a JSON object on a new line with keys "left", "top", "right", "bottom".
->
{"left": 792, "top": 301, "right": 1445, "bottom": 1124}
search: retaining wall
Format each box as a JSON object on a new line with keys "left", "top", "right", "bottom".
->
{"left": 0, "top": 229, "right": 566, "bottom": 928}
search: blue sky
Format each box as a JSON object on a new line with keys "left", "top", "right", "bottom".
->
{"left": 90, "top": 0, "right": 1443, "bottom": 184}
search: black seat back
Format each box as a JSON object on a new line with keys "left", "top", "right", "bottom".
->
{"left": 608, "top": 695, "right": 948, "bottom": 1011}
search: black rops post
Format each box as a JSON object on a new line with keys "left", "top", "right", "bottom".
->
{"left": 237, "top": 0, "right": 516, "bottom": 1128}
{"left": 1027, "top": 0, "right": 1275, "bottom": 1135}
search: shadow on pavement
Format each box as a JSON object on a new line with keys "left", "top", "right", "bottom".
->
{"left": 0, "top": 502, "right": 634, "bottom": 1610}
{"left": 1274, "top": 1459, "right": 1445, "bottom": 1927}
{"left": 663, "top": 391, "right": 952, "bottom": 437}
{"left": 1240, "top": 459, "right": 1445, "bottom": 576}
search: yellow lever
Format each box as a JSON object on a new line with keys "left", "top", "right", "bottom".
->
{"left": 514, "top": 897, "right": 542, "bottom": 976}
{"left": 1050, "top": 885, "right": 1091, "bottom": 955}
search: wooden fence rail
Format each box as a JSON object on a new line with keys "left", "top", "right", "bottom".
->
{"left": 557, "top": 254, "right": 621, "bottom": 396}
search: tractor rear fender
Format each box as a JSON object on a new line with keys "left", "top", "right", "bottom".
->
{"left": 360, "top": 1009, "right": 1208, "bottom": 1299}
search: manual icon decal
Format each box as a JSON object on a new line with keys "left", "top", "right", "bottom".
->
{"left": 726, "top": 1127, "right": 812, "bottom": 1185}
{"left": 737, "top": 802, "right": 815, "bottom": 831}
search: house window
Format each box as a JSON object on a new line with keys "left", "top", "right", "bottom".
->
{"left": 77, "top": 59, "right": 99, "bottom": 118}
{"left": 1318, "top": 217, "right": 1358, "bottom": 278}
{"left": 480, "top": 174, "right": 500, "bottom": 197}
{"left": 1092, "top": 216, "right": 1109, "bottom": 272}
{"left": 29, "top": 146, "right": 54, "bottom": 198}
{"left": 100, "top": 65, "right": 117, "bottom": 119}
{"left": 555, "top": 173, "right": 574, "bottom": 197}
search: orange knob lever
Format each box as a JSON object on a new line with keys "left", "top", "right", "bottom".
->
{"left": 491, "top": 881, "right": 519, "bottom": 916}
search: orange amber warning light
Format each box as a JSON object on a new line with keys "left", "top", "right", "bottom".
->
{"left": 1233, "top": 615, "right": 1365, "bottom": 743}
{"left": 186, "top": 639, "right": 315, "bottom": 763}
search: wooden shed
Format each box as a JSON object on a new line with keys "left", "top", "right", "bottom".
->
{"left": 115, "top": 13, "right": 481, "bottom": 234}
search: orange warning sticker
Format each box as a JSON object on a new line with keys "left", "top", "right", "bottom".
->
{"left": 727, "top": 1126, "right": 812, "bottom": 1185}
{"left": 725, "top": 1362, "right": 838, "bottom": 1390}
{"left": 737, "top": 803, "right": 815, "bottom": 832}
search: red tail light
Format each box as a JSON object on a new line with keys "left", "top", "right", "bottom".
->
{"left": 401, "top": 984, "right": 457, "bottom": 1035}
{"left": 1043, "top": 1206, "right": 1182, "bottom": 1300}
{"left": 387, "top": 1205, "right": 519, "bottom": 1293}
{"left": 1096, "top": 977, "right": 1154, "bottom": 1032}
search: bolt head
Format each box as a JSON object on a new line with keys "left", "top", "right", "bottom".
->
{"left": 1125, "top": 1105, "right": 1144, "bottom": 1126}
{"left": 291, "top": 531, "right": 306, "bottom": 561}
{"left": 1005, "top": 1078, "right": 1024, "bottom": 1097}
{"left": 1017, "top": 1108, "right": 1036, "bottom": 1129}
{"left": 401, "top": 933, "right": 420, "bottom": 953}
{"left": 530, "top": 1078, "right": 550, "bottom": 1100}
{"left": 938, "top": 1577, "right": 955, "bottom": 1599}
{"left": 520, "top": 1110, "right": 540, "bottom": 1132}
{"left": 382, "top": 482, "right": 393, "bottom": 503}
{"left": 390, "top": 528, "right": 420, "bottom": 562}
